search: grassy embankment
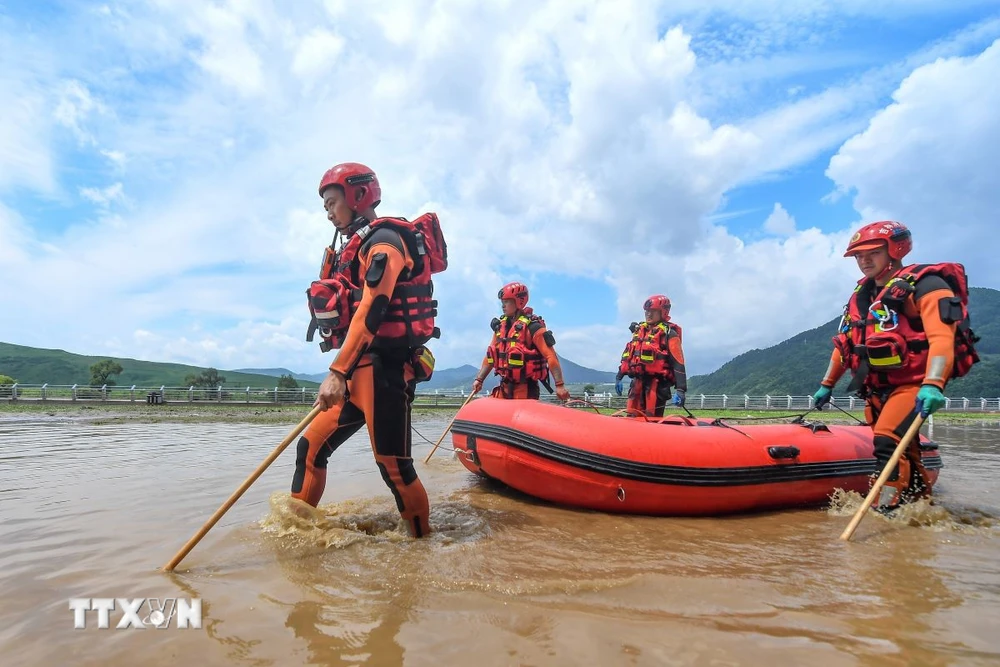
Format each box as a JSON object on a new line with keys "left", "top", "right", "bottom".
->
{"left": 2, "top": 400, "right": 997, "bottom": 425}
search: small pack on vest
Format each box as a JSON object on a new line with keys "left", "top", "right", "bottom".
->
{"left": 411, "top": 345, "right": 435, "bottom": 383}
{"left": 306, "top": 275, "right": 360, "bottom": 352}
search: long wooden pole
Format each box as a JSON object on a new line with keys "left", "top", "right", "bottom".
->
{"left": 162, "top": 405, "right": 323, "bottom": 571}
{"left": 839, "top": 414, "right": 925, "bottom": 542}
{"left": 423, "top": 392, "right": 475, "bottom": 463}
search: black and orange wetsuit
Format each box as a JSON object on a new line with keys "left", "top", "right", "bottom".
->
{"left": 474, "top": 311, "right": 566, "bottom": 399}
{"left": 291, "top": 225, "right": 431, "bottom": 538}
{"left": 822, "top": 267, "right": 960, "bottom": 506}
{"left": 618, "top": 320, "right": 687, "bottom": 417}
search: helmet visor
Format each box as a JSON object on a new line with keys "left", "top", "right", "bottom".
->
{"left": 844, "top": 240, "right": 886, "bottom": 257}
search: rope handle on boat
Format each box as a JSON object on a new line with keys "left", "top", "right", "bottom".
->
{"left": 609, "top": 408, "right": 651, "bottom": 420}
{"left": 564, "top": 397, "right": 603, "bottom": 413}
{"left": 655, "top": 414, "right": 699, "bottom": 426}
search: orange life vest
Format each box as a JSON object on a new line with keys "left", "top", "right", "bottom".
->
{"left": 306, "top": 213, "right": 447, "bottom": 351}
{"left": 833, "top": 262, "right": 979, "bottom": 393}
{"left": 488, "top": 311, "right": 550, "bottom": 384}
{"left": 619, "top": 320, "right": 680, "bottom": 381}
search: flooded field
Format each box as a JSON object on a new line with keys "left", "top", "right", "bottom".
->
{"left": 0, "top": 411, "right": 998, "bottom": 666}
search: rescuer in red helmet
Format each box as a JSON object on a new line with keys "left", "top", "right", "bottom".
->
{"left": 812, "top": 220, "right": 979, "bottom": 512}
{"left": 615, "top": 294, "right": 687, "bottom": 418}
{"left": 471, "top": 282, "right": 572, "bottom": 401}
{"left": 293, "top": 162, "right": 449, "bottom": 538}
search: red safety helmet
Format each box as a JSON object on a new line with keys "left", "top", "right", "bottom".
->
{"left": 643, "top": 295, "right": 671, "bottom": 313}
{"left": 844, "top": 220, "right": 912, "bottom": 260}
{"left": 498, "top": 282, "right": 529, "bottom": 311}
{"left": 318, "top": 162, "right": 381, "bottom": 212}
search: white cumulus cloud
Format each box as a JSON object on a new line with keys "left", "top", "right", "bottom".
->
{"left": 0, "top": 0, "right": 997, "bottom": 382}
{"left": 827, "top": 38, "right": 1000, "bottom": 285}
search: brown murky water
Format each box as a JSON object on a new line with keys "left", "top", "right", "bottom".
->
{"left": 1, "top": 413, "right": 998, "bottom": 666}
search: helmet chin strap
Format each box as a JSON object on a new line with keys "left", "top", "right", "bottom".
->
{"left": 335, "top": 213, "right": 369, "bottom": 239}
{"left": 349, "top": 213, "right": 369, "bottom": 234}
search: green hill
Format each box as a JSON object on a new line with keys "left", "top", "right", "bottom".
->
{"left": 414, "top": 357, "right": 617, "bottom": 391}
{"left": 688, "top": 287, "right": 1000, "bottom": 397}
{"left": 0, "top": 340, "right": 621, "bottom": 393}
{"left": 3, "top": 286, "right": 997, "bottom": 396}
{"left": 0, "top": 342, "right": 318, "bottom": 388}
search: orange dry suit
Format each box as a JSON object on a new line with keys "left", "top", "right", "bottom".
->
{"left": 821, "top": 262, "right": 978, "bottom": 507}
{"left": 292, "top": 214, "right": 447, "bottom": 538}
{"left": 482, "top": 309, "right": 565, "bottom": 399}
{"left": 618, "top": 320, "right": 687, "bottom": 417}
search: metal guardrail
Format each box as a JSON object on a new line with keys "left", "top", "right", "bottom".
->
{"left": 578, "top": 394, "right": 1000, "bottom": 412}
{"left": 1, "top": 384, "right": 998, "bottom": 411}
{"left": 0, "top": 383, "right": 477, "bottom": 408}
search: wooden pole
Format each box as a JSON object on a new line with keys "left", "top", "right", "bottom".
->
{"left": 423, "top": 392, "right": 475, "bottom": 463}
{"left": 162, "top": 405, "right": 323, "bottom": 571}
{"left": 839, "top": 414, "right": 925, "bottom": 542}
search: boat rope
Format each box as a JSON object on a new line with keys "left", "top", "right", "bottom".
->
{"left": 411, "top": 424, "right": 457, "bottom": 453}
{"left": 828, "top": 401, "right": 868, "bottom": 425}
{"left": 707, "top": 418, "right": 752, "bottom": 438}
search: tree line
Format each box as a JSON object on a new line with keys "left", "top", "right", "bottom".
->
{"left": 0, "top": 362, "right": 301, "bottom": 389}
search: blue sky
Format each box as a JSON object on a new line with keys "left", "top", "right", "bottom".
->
{"left": 1, "top": 0, "right": 999, "bottom": 381}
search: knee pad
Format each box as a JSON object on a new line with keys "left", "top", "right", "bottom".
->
{"left": 291, "top": 435, "right": 312, "bottom": 494}
{"left": 291, "top": 435, "right": 327, "bottom": 505}
{"left": 294, "top": 435, "right": 310, "bottom": 466}
{"left": 396, "top": 456, "right": 418, "bottom": 485}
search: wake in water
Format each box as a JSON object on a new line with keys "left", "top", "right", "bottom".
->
{"left": 257, "top": 491, "right": 494, "bottom": 551}
{"left": 827, "top": 488, "right": 997, "bottom": 533}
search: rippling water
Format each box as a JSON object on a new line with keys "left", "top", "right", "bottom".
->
{"left": 1, "top": 412, "right": 998, "bottom": 666}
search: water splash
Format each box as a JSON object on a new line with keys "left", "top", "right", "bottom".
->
{"left": 827, "top": 488, "right": 997, "bottom": 533}
{"left": 259, "top": 493, "right": 405, "bottom": 550}
{"left": 258, "top": 492, "right": 494, "bottom": 550}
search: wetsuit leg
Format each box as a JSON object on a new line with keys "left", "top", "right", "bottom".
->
{"left": 652, "top": 377, "right": 672, "bottom": 418}
{"left": 626, "top": 378, "right": 643, "bottom": 415}
{"left": 497, "top": 380, "right": 537, "bottom": 400}
{"left": 868, "top": 385, "right": 930, "bottom": 508}
{"left": 635, "top": 376, "right": 665, "bottom": 416}
{"left": 524, "top": 380, "right": 540, "bottom": 400}
{"left": 494, "top": 378, "right": 516, "bottom": 399}
{"left": 291, "top": 393, "right": 366, "bottom": 507}
{"left": 357, "top": 350, "right": 431, "bottom": 538}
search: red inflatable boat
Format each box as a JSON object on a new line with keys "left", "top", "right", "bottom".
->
{"left": 451, "top": 398, "right": 941, "bottom": 516}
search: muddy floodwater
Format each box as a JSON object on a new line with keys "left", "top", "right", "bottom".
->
{"left": 1, "top": 412, "right": 998, "bottom": 666}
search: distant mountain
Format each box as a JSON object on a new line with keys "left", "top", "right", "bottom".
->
{"left": 232, "top": 367, "right": 328, "bottom": 383}
{"left": 420, "top": 357, "right": 617, "bottom": 390}
{"left": 0, "top": 343, "right": 319, "bottom": 387}
{"left": 236, "top": 357, "right": 618, "bottom": 391}
{"left": 561, "top": 357, "right": 619, "bottom": 384}
{"left": 421, "top": 364, "right": 480, "bottom": 390}
{"left": 688, "top": 286, "right": 999, "bottom": 397}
